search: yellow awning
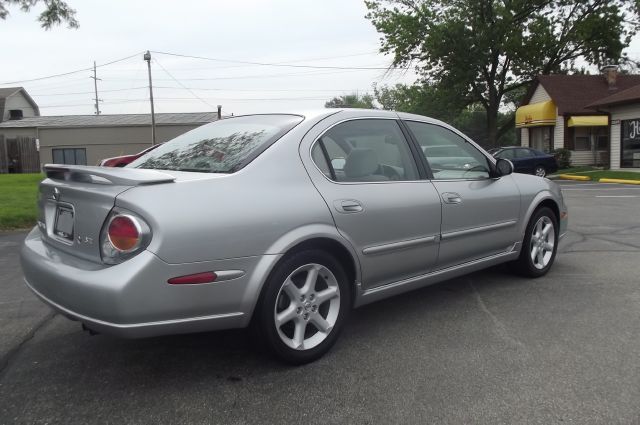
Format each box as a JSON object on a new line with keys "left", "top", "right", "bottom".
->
{"left": 515, "top": 100, "right": 556, "bottom": 128}
{"left": 567, "top": 116, "right": 608, "bottom": 127}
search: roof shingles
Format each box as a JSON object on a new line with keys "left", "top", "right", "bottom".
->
{"left": 534, "top": 74, "right": 640, "bottom": 115}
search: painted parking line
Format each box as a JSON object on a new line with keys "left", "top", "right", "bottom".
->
{"left": 595, "top": 195, "right": 639, "bottom": 198}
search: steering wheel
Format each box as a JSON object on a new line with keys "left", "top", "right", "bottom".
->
{"left": 380, "top": 164, "right": 401, "bottom": 181}
{"left": 462, "top": 165, "right": 489, "bottom": 178}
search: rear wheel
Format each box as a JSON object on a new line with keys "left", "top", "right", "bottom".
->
{"left": 253, "top": 250, "right": 351, "bottom": 364}
{"left": 509, "top": 207, "right": 558, "bottom": 277}
{"left": 534, "top": 165, "right": 546, "bottom": 177}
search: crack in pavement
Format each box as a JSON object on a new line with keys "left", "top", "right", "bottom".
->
{"left": 0, "top": 311, "right": 56, "bottom": 381}
{"left": 468, "top": 279, "right": 527, "bottom": 352}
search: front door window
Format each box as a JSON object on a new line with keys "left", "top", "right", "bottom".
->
{"left": 621, "top": 119, "right": 640, "bottom": 168}
{"left": 530, "top": 126, "right": 552, "bottom": 152}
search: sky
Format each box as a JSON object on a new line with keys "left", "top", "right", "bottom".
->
{"left": 3, "top": 1, "right": 640, "bottom": 118}
{"left": 0, "top": 0, "right": 419, "bottom": 117}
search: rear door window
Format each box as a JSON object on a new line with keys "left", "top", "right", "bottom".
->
{"left": 130, "top": 114, "right": 303, "bottom": 173}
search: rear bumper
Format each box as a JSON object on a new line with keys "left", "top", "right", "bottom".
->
{"left": 20, "top": 228, "right": 277, "bottom": 338}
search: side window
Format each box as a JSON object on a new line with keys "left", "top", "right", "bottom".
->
{"left": 499, "top": 149, "right": 515, "bottom": 160}
{"left": 515, "top": 148, "right": 533, "bottom": 158}
{"left": 311, "top": 142, "right": 331, "bottom": 178}
{"left": 311, "top": 119, "right": 419, "bottom": 182}
{"left": 405, "top": 121, "right": 491, "bottom": 180}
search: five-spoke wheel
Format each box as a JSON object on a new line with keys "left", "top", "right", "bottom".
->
{"left": 509, "top": 206, "right": 558, "bottom": 277}
{"left": 274, "top": 263, "right": 341, "bottom": 350}
{"left": 530, "top": 216, "right": 555, "bottom": 270}
{"left": 253, "top": 250, "right": 350, "bottom": 364}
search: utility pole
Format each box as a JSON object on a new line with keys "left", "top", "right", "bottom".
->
{"left": 90, "top": 61, "right": 102, "bottom": 115}
{"left": 143, "top": 50, "right": 156, "bottom": 145}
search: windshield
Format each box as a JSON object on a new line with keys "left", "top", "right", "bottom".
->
{"left": 129, "top": 114, "right": 303, "bottom": 173}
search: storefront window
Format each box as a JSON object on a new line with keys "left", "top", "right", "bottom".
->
{"left": 621, "top": 119, "right": 640, "bottom": 168}
{"left": 572, "top": 127, "right": 608, "bottom": 151}
{"left": 529, "top": 126, "right": 553, "bottom": 152}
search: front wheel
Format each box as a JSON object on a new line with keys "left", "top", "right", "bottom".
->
{"left": 509, "top": 207, "right": 558, "bottom": 277}
{"left": 534, "top": 165, "right": 546, "bottom": 177}
{"left": 253, "top": 250, "right": 351, "bottom": 365}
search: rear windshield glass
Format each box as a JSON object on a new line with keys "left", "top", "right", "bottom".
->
{"left": 129, "top": 114, "right": 303, "bottom": 173}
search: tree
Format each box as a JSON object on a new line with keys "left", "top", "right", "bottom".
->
{"left": 325, "top": 93, "right": 376, "bottom": 109}
{"left": 373, "top": 82, "right": 467, "bottom": 123}
{"left": 366, "top": 0, "right": 640, "bottom": 147}
{"left": 1, "top": 0, "right": 78, "bottom": 29}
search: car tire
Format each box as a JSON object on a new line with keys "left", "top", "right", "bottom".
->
{"left": 534, "top": 165, "right": 546, "bottom": 177}
{"left": 252, "top": 249, "right": 351, "bottom": 365}
{"left": 509, "top": 207, "right": 559, "bottom": 278}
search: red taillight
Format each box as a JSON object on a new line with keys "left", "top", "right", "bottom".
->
{"left": 168, "top": 272, "right": 217, "bottom": 285}
{"left": 107, "top": 215, "right": 140, "bottom": 252}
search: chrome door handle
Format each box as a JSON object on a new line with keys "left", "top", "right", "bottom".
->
{"left": 442, "top": 192, "right": 462, "bottom": 204}
{"left": 334, "top": 199, "right": 363, "bottom": 213}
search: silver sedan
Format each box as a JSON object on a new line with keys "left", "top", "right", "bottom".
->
{"left": 20, "top": 109, "right": 567, "bottom": 364}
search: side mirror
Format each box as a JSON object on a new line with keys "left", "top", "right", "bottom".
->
{"left": 331, "top": 157, "right": 346, "bottom": 171}
{"left": 495, "top": 158, "right": 514, "bottom": 176}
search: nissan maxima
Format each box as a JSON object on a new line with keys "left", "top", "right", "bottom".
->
{"left": 21, "top": 109, "right": 567, "bottom": 364}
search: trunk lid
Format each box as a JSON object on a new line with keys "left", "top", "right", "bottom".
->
{"left": 38, "top": 164, "right": 175, "bottom": 263}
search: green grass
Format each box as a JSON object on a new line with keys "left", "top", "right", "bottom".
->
{"left": 0, "top": 173, "right": 44, "bottom": 230}
{"left": 554, "top": 166, "right": 597, "bottom": 174}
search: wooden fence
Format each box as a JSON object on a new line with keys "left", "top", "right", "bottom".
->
{"left": 0, "top": 135, "right": 40, "bottom": 173}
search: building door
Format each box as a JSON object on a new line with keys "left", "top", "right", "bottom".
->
{"left": 530, "top": 126, "right": 553, "bottom": 152}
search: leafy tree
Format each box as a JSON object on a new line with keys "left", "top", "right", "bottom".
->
{"left": 366, "top": 0, "right": 640, "bottom": 147}
{"left": 0, "top": 0, "right": 78, "bottom": 29}
{"left": 375, "top": 83, "right": 516, "bottom": 146}
{"left": 325, "top": 93, "right": 376, "bottom": 109}
{"left": 373, "top": 82, "right": 466, "bottom": 123}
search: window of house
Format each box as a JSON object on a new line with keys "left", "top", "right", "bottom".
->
{"left": 597, "top": 135, "right": 609, "bottom": 150}
{"left": 52, "top": 148, "right": 87, "bottom": 165}
{"left": 573, "top": 137, "right": 590, "bottom": 151}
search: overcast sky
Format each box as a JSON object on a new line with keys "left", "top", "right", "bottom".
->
{"left": 0, "top": 0, "right": 420, "bottom": 117}
{"left": 2, "top": 1, "right": 640, "bottom": 118}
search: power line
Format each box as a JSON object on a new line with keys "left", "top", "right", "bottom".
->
{"left": 0, "top": 52, "right": 143, "bottom": 86}
{"left": 32, "top": 86, "right": 149, "bottom": 96}
{"left": 151, "top": 50, "right": 406, "bottom": 71}
{"left": 99, "top": 67, "right": 389, "bottom": 82}
{"left": 152, "top": 57, "right": 215, "bottom": 110}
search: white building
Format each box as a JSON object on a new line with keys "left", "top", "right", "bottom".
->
{"left": 516, "top": 67, "right": 640, "bottom": 169}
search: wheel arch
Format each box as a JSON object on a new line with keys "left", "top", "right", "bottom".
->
{"left": 242, "top": 226, "right": 362, "bottom": 325}
{"left": 520, "top": 192, "right": 559, "bottom": 238}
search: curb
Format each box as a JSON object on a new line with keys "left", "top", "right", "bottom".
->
{"left": 558, "top": 174, "right": 591, "bottom": 181}
{"left": 598, "top": 178, "right": 640, "bottom": 185}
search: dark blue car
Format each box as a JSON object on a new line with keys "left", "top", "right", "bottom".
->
{"left": 488, "top": 147, "right": 558, "bottom": 177}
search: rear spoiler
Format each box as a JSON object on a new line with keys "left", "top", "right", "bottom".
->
{"left": 43, "top": 164, "right": 175, "bottom": 186}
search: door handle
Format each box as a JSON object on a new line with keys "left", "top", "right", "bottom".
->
{"left": 441, "top": 192, "right": 462, "bottom": 204}
{"left": 334, "top": 199, "right": 363, "bottom": 213}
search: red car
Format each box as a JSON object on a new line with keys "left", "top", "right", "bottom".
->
{"left": 99, "top": 143, "right": 163, "bottom": 167}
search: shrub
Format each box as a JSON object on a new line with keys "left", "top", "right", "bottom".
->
{"left": 551, "top": 148, "right": 571, "bottom": 169}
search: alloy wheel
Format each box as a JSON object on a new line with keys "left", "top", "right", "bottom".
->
{"left": 274, "top": 263, "right": 341, "bottom": 350}
{"left": 530, "top": 216, "right": 555, "bottom": 269}
{"left": 535, "top": 166, "right": 546, "bottom": 177}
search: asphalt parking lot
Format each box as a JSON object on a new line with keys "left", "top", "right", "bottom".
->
{"left": 0, "top": 180, "right": 639, "bottom": 424}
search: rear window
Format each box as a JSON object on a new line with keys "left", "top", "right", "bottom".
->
{"left": 129, "top": 114, "right": 303, "bottom": 173}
